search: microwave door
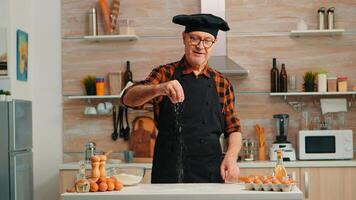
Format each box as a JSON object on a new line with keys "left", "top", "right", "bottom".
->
{"left": 10, "top": 151, "right": 33, "bottom": 200}
{"left": 9, "top": 100, "right": 32, "bottom": 151}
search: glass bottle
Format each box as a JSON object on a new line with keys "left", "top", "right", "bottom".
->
{"left": 279, "top": 63, "right": 288, "bottom": 92}
{"left": 124, "top": 60, "right": 133, "bottom": 86}
{"left": 270, "top": 58, "right": 279, "bottom": 92}
{"left": 75, "top": 160, "right": 90, "bottom": 193}
{"left": 274, "top": 149, "right": 287, "bottom": 180}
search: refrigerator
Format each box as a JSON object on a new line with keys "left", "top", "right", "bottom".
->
{"left": 0, "top": 100, "right": 33, "bottom": 200}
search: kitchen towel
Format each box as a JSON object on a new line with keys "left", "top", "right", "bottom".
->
{"left": 119, "top": 81, "right": 133, "bottom": 98}
{"left": 320, "top": 98, "right": 347, "bottom": 114}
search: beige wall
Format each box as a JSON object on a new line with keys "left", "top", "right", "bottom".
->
{"left": 62, "top": 0, "right": 356, "bottom": 161}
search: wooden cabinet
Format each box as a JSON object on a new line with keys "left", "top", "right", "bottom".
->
{"left": 300, "top": 167, "right": 356, "bottom": 200}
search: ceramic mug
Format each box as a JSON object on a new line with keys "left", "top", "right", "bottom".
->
{"left": 104, "top": 102, "right": 113, "bottom": 112}
{"left": 84, "top": 106, "right": 97, "bottom": 115}
{"left": 97, "top": 103, "right": 107, "bottom": 114}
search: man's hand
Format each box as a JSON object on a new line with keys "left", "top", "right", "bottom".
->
{"left": 220, "top": 154, "right": 240, "bottom": 183}
{"left": 158, "top": 80, "right": 184, "bottom": 103}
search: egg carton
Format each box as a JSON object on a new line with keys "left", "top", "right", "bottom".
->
{"left": 244, "top": 183, "right": 297, "bottom": 192}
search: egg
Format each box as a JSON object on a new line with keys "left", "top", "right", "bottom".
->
{"left": 110, "top": 176, "right": 118, "bottom": 182}
{"left": 66, "top": 187, "right": 76, "bottom": 193}
{"left": 107, "top": 177, "right": 115, "bottom": 183}
{"left": 247, "top": 177, "right": 254, "bottom": 183}
{"left": 114, "top": 181, "right": 124, "bottom": 191}
{"left": 90, "top": 183, "right": 99, "bottom": 192}
{"left": 98, "top": 177, "right": 107, "bottom": 183}
{"left": 107, "top": 181, "right": 115, "bottom": 191}
{"left": 281, "top": 179, "right": 291, "bottom": 185}
{"left": 272, "top": 179, "right": 281, "bottom": 184}
{"left": 263, "top": 179, "right": 272, "bottom": 184}
{"left": 253, "top": 178, "right": 262, "bottom": 184}
{"left": 99, "top": 182, "right": 108, "bottom": 192}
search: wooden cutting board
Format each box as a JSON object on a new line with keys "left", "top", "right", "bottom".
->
{"left": 130, "top": 116, "right": 157, "bottom": 158}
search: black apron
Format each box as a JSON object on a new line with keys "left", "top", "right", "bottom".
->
{"left": 151, "top": 60, "right": 225, "bottom": 183}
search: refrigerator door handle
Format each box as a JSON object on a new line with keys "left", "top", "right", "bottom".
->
{"left": 10, "top": 149, "right": 31, "bottom": 154}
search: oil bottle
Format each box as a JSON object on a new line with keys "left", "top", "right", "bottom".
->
{"left": 274, "top": 149, "right": 287, "bottom": 180}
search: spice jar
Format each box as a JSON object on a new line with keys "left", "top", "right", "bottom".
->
{"left": 242, "top": 139, "right": 256, "bottom": 161}
{"left": 327, "top": 76, "right": 337, "bottom": 92}
{"left": 337, "top": 76, "right": 348, "bottom": 92}
{"left": 95, "top": 77, "right": 105, "bottom": 96}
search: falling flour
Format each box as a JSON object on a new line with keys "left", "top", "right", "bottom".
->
{"left": 115, "top": 173, "right": 142, "bottom": 185}
{"left": 174, "top": 102, "right": 184, "bottom": 182}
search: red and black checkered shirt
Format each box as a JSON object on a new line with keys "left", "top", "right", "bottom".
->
{"left": 126, "top": 58, "right": 241, "bottom": 135}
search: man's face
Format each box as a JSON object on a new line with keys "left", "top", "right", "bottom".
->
{"left": 183, "top": 31, "right": 216, "bottom": 67}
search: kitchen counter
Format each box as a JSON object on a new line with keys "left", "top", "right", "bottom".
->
{"left": 61, "top": 183, "right": 303, "bottom": 200}
{"left": 59, "top": 160, "right": 356, "bottom": 170}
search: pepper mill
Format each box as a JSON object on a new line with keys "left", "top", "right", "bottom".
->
{"left": 90, "top": 155, "right": 100, "bottom": 182}
{"left": 99, "top": 155, "right": 107, "bottom": 178}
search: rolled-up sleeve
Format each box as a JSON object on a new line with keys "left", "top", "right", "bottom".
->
{"left": 121, "top": 65, "right": 167, "bottom": 109}
{"left": 223, "top": 80, "right": 241, "bottom": 135}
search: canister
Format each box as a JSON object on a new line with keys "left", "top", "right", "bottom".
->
{"left": 95, "top": 77, "right": 105, "bottom": 96}
{"left": 88, "top": 8, "right": 98, "bottom": 36}
{"left": 317, "top": 73, "right": 327, "bottom": 92}
{"left": 327, "top": 76, "right": 337, "bottom": 92}
{"left": 327, "top": 7, "right": 335, "bottom": 30}
{"left": 337, "top": 76, "right": 348, "bottom": 92}
{"left": 318, "top": 7, "right": 326, "bottom": 30}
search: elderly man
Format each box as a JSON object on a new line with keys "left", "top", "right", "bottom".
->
{"left": 122, "top": 13, "right": 242, "bottom": 183}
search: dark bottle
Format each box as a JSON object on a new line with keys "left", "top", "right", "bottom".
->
{"left": 124, "top": 60, "right": 133, "bottom": 85}
{"left": 279, "top": 63, "right": 288, "bottom": 92}
{"left": 270, "top": 58, "right": 279, "bottom": 92}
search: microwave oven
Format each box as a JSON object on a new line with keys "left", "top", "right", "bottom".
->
{"left": 298, "top": 130, "right": 353, "bottom": 160}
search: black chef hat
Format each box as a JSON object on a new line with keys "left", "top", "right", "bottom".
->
{"left": 172, "top": 13, "right": 230, "bottom": 38}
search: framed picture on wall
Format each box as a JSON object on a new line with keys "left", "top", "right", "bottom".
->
{"left": 0, "top": 28, "right": 7, "bottom": 76}
{"left": 16, "top": 29, "right": 28, "bottom": 81}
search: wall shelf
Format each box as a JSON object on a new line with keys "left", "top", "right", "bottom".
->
{"left": 65, "top": 95, "right": 121, "bottom": 103}
{"left": 290, "top": 29, "right": 344, "bottom": 37}
{"left": 66, "top": 95, "right": 121, "bottom": 100}
{"left": 0, "top": 76, "right": 9, "bottom": 79}
{"left": 83, "top": 34, "right": 139, "bottom": 41}
{"left": 270, "top": 91, "right": 356, "bottom": 100}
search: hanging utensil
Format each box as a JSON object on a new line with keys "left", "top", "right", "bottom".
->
{"left": 118, "top": 105, "right": 125, "bottom": 138}
{"left": 123, "top": 107, "right": 130, "bottom": 141}
{"left": 111, "top": 106, "right": 119, "bottom": 141}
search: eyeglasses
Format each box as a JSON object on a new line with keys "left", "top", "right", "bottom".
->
{"left": 188, "top": 35, "right": 215, "bottom": 48}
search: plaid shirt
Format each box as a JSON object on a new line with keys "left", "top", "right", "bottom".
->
{"left": 126, "top": 57, "right": 241, "bottom": 135}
